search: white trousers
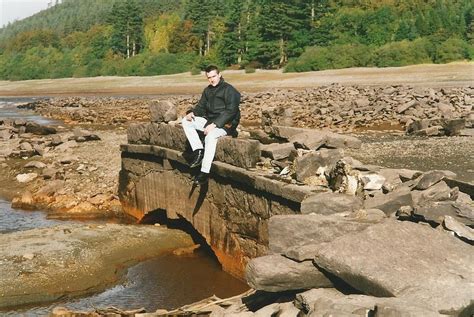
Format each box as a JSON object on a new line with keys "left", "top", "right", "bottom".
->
{"left": 181, "top": 116, "right": 227, "bottom": 173}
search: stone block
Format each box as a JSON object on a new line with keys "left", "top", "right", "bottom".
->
{"left": 261, "top": 142, "right": 295, "bottom": 160}
{"left": 269, "top": 214, "right": 370, "bottom": 254}
{"left": 215, "top": 137, "right": 260, "bottom": 169}
{"left": 271, "top": 125, "right": 308, "bottom": 140}
{"left": 127, "top": 123, "right": 151, "bottom": 144}
{"left": 295, "top": 149, "right": 344, "bottom": 182}
{"left": 313, "top": 220, "right": 474, "bottom": 315}
{"left": 442, "top": 118, "right": 466, "bottom": 136}
{"left": 245, "top": 254, "right": 333, "bottom": 292}
{"left": 149, "top": 100, "right": 177, "bottom": 123}
{"left": 300, "top": 192, "right": 363, "bottom": 215}
{"left": 148, "top": 123, "right": 187, "bottom": 151}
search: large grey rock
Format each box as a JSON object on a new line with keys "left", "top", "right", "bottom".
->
{"left": 294, "top": 288, "right": 440, "bottom": 317}
{"left": 289, "top": 131, "right": 327, "bottom": 150}
{"left": 271, "top": 126, "right": 308, "bottom": 140}
{"left": 443, "top": 215, "right": 474, "bottom": 243}
{"left": 411, "top": 181, "right": 452, "bottom": 206}
{"left": 313, "top": 220, "right": 474, "bottom": 315}
{"left": 413, "top": 201, "right": 474, "bottom": 226}
{"left": 324, "top": 131, "right": 362, "bottom": 149}
{"left": 295, "top": 149, "right": 344, "bottom": 182}
{"left": 301, "top": 192, "right": 363, "bottom": 215}
{"left": 25, "top": 122, "right": 56, "bottom": 135}
{"left": 364, "top": 186, "right": 413, "bottom": 215}
{"left": 442, "top": 118, "right": 466, "bottom": 136}
{"left": 261, "top": 142, "right": 294, "bottom": 160}
{"left": 149, "top": 100, "right": 177, "bottom": 123}
{"left": 215, "top": 137, "right": 261, "bottom": 169}
{"left": 268, "top": 214, "right": 371, "bottom": 254}
{"left": 414, "top": 170, "right": 448, "bottom": 190}
{"left": 245, "top": 254, "right": 333, "bottom": 292}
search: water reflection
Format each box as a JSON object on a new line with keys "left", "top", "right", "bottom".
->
{"left": 0, "top": 201, "right": 249, "bottom": 315}
{"left": 0, "top": 98, "right": 60, "bottom": 125}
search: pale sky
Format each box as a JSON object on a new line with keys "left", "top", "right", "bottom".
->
{"left": 0, "top": 0, "right": 51, "bottom": 28}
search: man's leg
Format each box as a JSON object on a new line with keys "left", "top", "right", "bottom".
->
{"left": 181, "top": 116, "right": 207, "bottom": 151}
{"left": 200, "top": 127, "right": 227, "bottom": 173}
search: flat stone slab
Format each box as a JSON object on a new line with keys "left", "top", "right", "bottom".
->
{"left": 261, "top": 142, "right": 295, "bottom": 160}
{"left": 0, "top": 224, "right": 193, "bottom": 309}
{"left": 301, "top": 192, "right": 363, "bottom": 215}
{"left": 128, "top": 123, "right": 260, "bottom": 169}
{"left": 245, "top": 254, "right": 333, "bottom": 292}
{"left": 313, "top": 220, "right": 474, "bottom": 315}
{"left": 294, "top": 288, "right": 441, "bottom": 316}
{"left": 268, "top": 214, "right": 371, "bottom": 254}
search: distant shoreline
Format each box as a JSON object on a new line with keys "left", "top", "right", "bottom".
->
{"left": 0, "top": 63, "right": 472, "bottom": 98}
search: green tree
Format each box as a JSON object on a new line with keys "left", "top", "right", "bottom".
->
{"left": 109, "top": 0, "right": 144, "bottom": 58}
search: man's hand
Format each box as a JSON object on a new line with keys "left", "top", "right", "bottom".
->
{"left": 185, "top": 112, "right": 195, "bottom": 121}
{"left": 204, "top": 123, "right": 216, "bottom": 135}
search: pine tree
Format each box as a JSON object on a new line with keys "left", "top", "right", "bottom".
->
{"left": 109, "top": 0, "right": 144, "bottom": 58}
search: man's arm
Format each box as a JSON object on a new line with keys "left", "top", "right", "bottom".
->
{"left": 213, "top": 86, "right": 240, "bottom": 128}
{"left": 188, "top": 90, "right": 208, "bottom": 119}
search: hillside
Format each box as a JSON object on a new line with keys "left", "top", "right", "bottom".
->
{"left": 0, "top": 0, "right": 472, "bottom": 81}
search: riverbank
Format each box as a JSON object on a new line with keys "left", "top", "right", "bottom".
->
{"left": 0, "top": 223, "right": 194, "bottom": 310}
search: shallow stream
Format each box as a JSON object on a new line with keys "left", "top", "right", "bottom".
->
{"left": 0, "top": 200, "right": 248, "bottom": 315}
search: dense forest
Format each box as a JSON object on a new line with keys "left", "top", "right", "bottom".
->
{"left": 0, "top": 0, "right": 472, "bottom": 80}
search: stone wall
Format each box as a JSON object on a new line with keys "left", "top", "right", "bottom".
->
{"left": 119, "top": 143, "right": 305, "bottom": 278}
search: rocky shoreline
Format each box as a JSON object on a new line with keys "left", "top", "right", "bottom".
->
{"left": 0, "top": 82, "right": 473, "bottom": 315}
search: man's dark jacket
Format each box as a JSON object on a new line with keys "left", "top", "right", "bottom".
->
{"left": 191, "top": 78, "right": 241, "bottom": 134}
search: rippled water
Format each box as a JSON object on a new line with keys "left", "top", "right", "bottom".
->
{"left": 0, "top": 201, "right": 249, "bottom": 315}
{"left": 0, "top": 97, "right": 60, "bottom": 125}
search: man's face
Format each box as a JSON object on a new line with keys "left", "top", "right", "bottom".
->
{"left": 206, "top": 70, "right": 221, "bottom": 86}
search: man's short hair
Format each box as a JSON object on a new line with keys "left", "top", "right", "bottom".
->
{"left": 205, "top": 65, "right": 219, "bottom": 73}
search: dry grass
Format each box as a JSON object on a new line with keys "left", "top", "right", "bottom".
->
{"left": 0, "top": 62, "right": 472, "bottom": 97}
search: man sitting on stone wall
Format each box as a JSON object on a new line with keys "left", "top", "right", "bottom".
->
{"left": 182, "top": 65, "right": 241, "bottom": 185}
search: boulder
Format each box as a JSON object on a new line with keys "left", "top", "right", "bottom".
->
{"left": 324, "top": 132, "right": 362, "bottom": 149}
{"left": 313, "top": 220, "right": 474, "bottom": 315}
{"left": 411, "top": 181, "right": 452, "bottom": 206}
{"left": 295, "top": 149, "right": 344, "bottom": 182}
{"left": 261, "top": 143, "right": 295, "bottom": 160}
{"left": 360, "top": 173, "right": 386, "bottom": 190}
{"left": 11, "top": 191, "right": 36, "bottom": 210}
{"left": 72, "top": 128, "right": 101, "bottom": 142}
{"left": 443, "top": 215, "right": 474, "bottom": 243}
{"left": 364, "top": 186, "right": 413, "bottom": 215}
{"left": 413, "top": 201, "right": 474, "bottom": 226}
{"left": 149, "top": 100, "right": 177, "bottom": 123}
{"left": 414, "top": 170, "right": 447, "bottom": 190}
{"left": 25, "top": 122, "right": 56, "bottom": 135}
{"left": 268, "top": 214, "right": 371, "bottom": 255}
{"left": 245, "top": 254, "right": 333, "bottom": 292}
{"left": 289, "top": 131, "right": 327, "bottom": 150}
{"left": 442, "top": 118, "right": 466, "bottom": 136}
{"left": 271, "top": 126, "right": 308, "bottom": 140}
{"left": 301, "top": 192, "right": 364, "bottom": 215}
{"left": 294, "top": 288, "right": 440, "bottom": 317}
{"left": 16, "top": 173, "right": 38, "bottom": 183}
